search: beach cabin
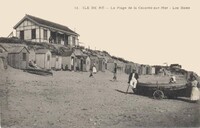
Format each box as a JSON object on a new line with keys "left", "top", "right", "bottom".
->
{"left": 13, "top": 14, "right": 79, "bottom": 47}
{"left": 0, "top": 45, "right": 7, "bottom": 53}
{"left": 83, "top": 55, "right": 91, "bottom": 72}
{"left": 90, "top": 55, "right": 99, "bottom": 71}
{"left": 7, "top": 46, "right": 29, "bottom": 69}
{"left": 0, "top": 45, "right": 8, "bottom": 69}
{"left": 100, "top": 51, "right": 112, "bottom": 70}
{"left": 125, "top": 62, "right": 135, "bottom": 74}
{"left": 28, "top": 48, "right": 36, "bottom": 62}
{"left": 75, "top": 55, "right": 84, "bottom": 71}
{"left": 134, "top": 63, "right": 141, "bottom": 74}
{"left": 61, "top": 50, "right": 77, "bottom": 71}
{"left": 146, "top": 65, "right": 151, "bottom": 75}
{"left": 74, "top": 49, "right": 85, "bottom": 71}
{"left": 148, "top": 66, "right": 156, "bottom": 75}
{"left": 103, "top": 56, "right": 110, "bottom": 70}
{"left": 97, "top": 55, "right": 106, "bottom": 72}
{"left": 35, "top": 49, "right": 51, "bottom": 69}
{"left": 115, "top": 60, "right": 125, "bottom": 73}
{"left": 75, "top": 55, "right": 91, "bottom": 72}
{"left": 0, "top": 57, "right": 4, "bottom": 70}
{"left": 106, "top": 59, "right": 115, "bottom": 72}
{"left": 51, "top": 54, "right": 62, "bottom": 70}
{"left": 138, "top": 65, "right": 147, "bottom": 75}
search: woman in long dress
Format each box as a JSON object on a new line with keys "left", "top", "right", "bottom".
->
{"left": 92, "top": 64, "right": 97, "bottom": 74}
{"left": 190, "top": 75, "right": 200, "bottom": 102}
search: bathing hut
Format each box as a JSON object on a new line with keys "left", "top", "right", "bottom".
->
{"left": 35, "top": 49, "right": 52, "bottom": 69}
{"left": 7, "top": 46, "right": 29, "bottom": 69}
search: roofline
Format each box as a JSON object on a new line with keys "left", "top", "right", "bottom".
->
{"left": 39, "top": 23, "right": 79, "bottom": 36}
{"left": 35, "top": 49, "right": 51, "bottom": 54}
{"left": 13, "top": 15, "right": 27, "bottom": 29}
{"left": 13, "top": 15, "right": 79, "bottom": 36}
{"left": 61, "top": 52, "right": 75, "bottom": 57}
{"left": 8, "top": 46, "right": 30, "bottom": 54}
{"left": 0, "top": 44, "right": 8, "bottom": 52}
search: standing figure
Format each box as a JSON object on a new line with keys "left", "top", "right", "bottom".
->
{"left": 128, "top": 69, "right": 139, "bottom": 93}
{"left": 92, "top": 64, "right": 97, "bottom": 74}
{"left": 189, "top": 73, "right": 199, "bottom": 102}
{"left": 169, "top": 75, "right": 176, "bottom": 83}
{"left": 113, "top": 63, "right": 117, "bottom": 80}
{"left": 89, "top": 66, "right": 93, "bottom": 77}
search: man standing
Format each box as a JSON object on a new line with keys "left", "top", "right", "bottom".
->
{"left": 128, "top": 69, "right": 139, "bottom": 93}
{"left": 113, "top": 63, "right": 117, "bottom": 80}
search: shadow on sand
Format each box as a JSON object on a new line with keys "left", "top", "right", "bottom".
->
{"left": 115, "top": 89, "right": 199, "bottom": 104}
{"left": 171, "top": 97, "right": 199, "bottom": 103}
{"left": 115, "top": 89, "right": 134, "bottom": 95}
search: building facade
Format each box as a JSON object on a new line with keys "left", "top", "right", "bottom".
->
{"left": 13, "top": 14, "right": 79, "bottom": 47}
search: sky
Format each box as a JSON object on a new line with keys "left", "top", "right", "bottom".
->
{"left": 0, "top": 0, "right": 199, "bottom": 75}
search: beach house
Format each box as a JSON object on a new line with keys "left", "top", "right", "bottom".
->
{"left": 13, "top": 14, "right": 79, "bottom": 47}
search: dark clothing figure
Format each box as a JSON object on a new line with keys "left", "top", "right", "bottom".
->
{"left": 89, "top": 67, "right": 93, "bottom": 77}
{"left": 169, "top": 75, "right": 176, "bottom": 83}
{"left": 89, "top": 64, "right": 96, "bottom": 77}
{"left": 113, "top": 63, "right": 117, "bottom": 80}
{"left": 128, "top": 72, "right": 139, "bottom": 83}
{"left": 128, "top": 70, "right": 139, "bottom": 93}
{"left": 29, "top": 60, "right": 37, "bottom": 69}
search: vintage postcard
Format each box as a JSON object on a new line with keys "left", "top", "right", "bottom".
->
{"left": 0, "top": 0, "right": 199, "bottom": 127}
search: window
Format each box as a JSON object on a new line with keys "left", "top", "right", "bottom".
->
{"left": 44, "top": 30, "right": 47, "bottom": 40}
{"left": 22, "top": 53, "right": 26, "bottom": 61}
{"left": 20, "top": 30, "right": 24, "bottom": 40}
{"left": 31, "top": 29, "right": 36, "bottom": 39}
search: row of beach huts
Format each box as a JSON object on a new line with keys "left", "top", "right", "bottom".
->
{"left": 0, "top": 39, "right": 169, "bottom": 75}
{"left": 0, "top": 14, "right": 192, "bottom": 77}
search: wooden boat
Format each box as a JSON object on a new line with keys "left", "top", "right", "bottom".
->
{"left": 136, "top": 82, "right": 191, "bottom": 99}
{"left": 24, "top": 67, "right": 53, "bottom": 76}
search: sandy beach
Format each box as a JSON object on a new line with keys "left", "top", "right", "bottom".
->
{"left": 0, "top": 68, "right": 199, "bottom": 128}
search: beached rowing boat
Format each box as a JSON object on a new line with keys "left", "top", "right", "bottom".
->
{"left": 24, "top": 68, "right": 53, "bottom": 76}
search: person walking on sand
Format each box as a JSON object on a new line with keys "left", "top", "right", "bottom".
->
{"left": 89, "top": 63, "right": 96, "bottom": 77}
{"left": 128, "top": 69, "right": 139, "bottom": 93}
{"left": 89, "top": 66, "right": 93, "bottom": 77}
{"left": 113, "top": 63, "right": 117, "bottom": 80}
{"left": 188, "top": 73, "right": 200, "bottom": 102}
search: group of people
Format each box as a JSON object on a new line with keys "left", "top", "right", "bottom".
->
{"left": 169, "top": 73, "right": 200, "bottom": 102}
{"left": 89, "top": 62, "right": 139, "bottom": 92}
{"left": 88, "top": 63, "right": 199, "bottom": 102}
{"left": 29, "top": 60, "right": 38, "bottom": 69}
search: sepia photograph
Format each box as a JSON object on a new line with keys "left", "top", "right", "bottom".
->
{"left": 0, "top": 0, "right": 199, "bottom": 127}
